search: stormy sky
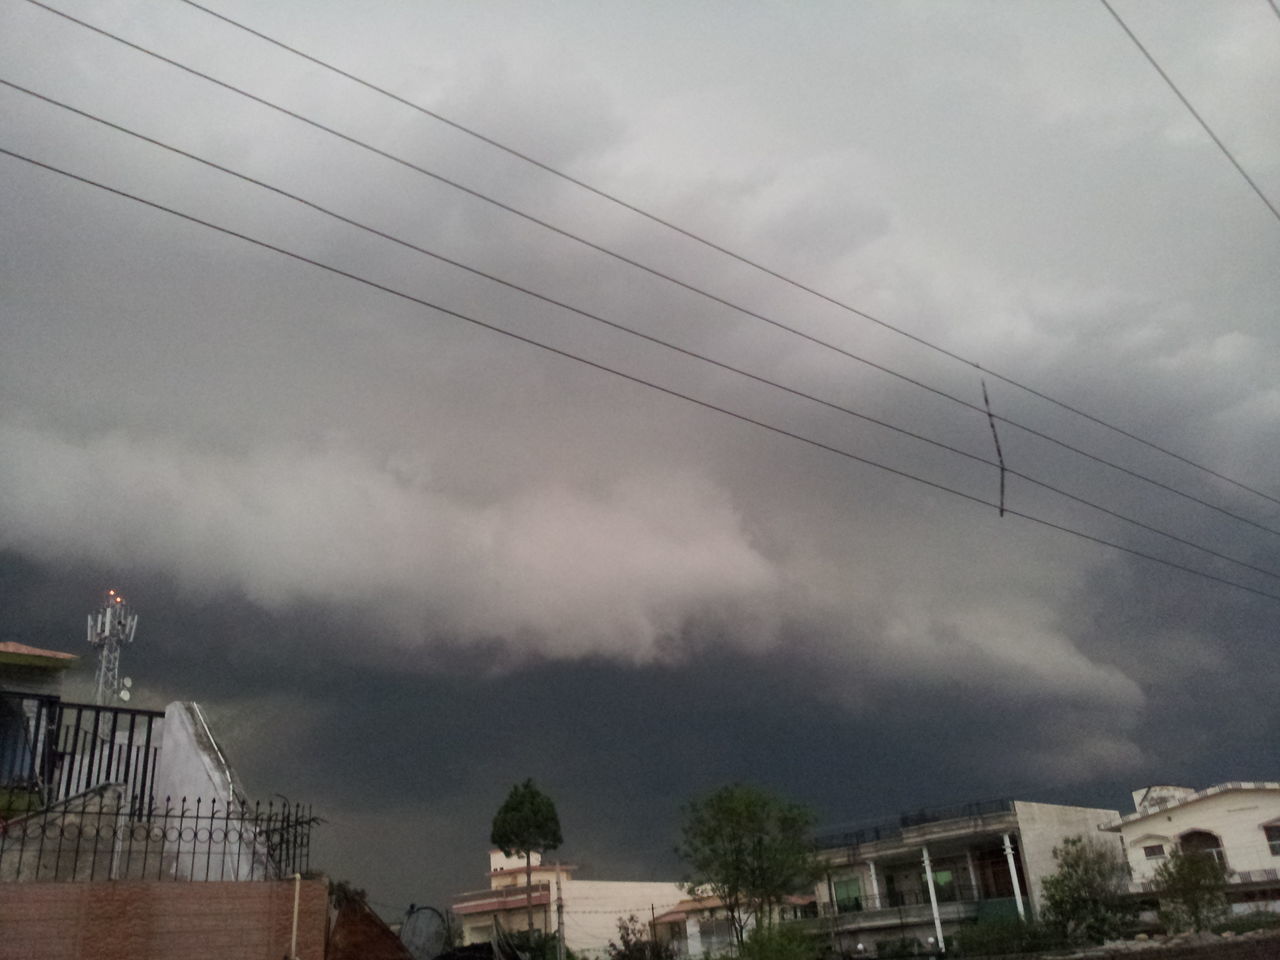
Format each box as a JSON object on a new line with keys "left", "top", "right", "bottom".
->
{"left": 2, "top": 0, "right": 1278, "bottom": 925}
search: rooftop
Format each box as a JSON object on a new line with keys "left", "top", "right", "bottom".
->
{"left": 1101, "top": 781, "right": 1280, "bottom": 830}
{"left": 814, "top": 798, "right": 1014, "bottom": 850}
{"left": 0, "top": 641, "right": 79, "bottom": 668}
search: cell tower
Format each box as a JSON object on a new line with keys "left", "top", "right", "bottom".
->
{"left": 87, "top": 589, "right": 137, "bottom": 705}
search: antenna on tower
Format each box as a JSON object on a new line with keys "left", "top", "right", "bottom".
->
{"left": 87, "top": 589, "right": 138, "bottom": 706}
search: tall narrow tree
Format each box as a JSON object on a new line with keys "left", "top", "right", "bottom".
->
{"left": 491, "top": 779, "right": 564, "bottom": 933}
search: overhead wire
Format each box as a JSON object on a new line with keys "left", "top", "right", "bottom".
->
{"left": 19, "top": 0, "right": 1280, "bottom": 543}
{"left": 5, "top": 143, "right": 1280, "bottom": 606}
{"left": 1099, "top": 0, "right": 1280, "bottom": 225}
{"left": 7, "top": 76, "right": 1280, "bottom": 587}
{"left": 169, "top": 0, "right": 1280, "bottom": 509}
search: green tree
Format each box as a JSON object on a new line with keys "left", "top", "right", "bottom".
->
{"left": 1039, "top": 836, "right": 1133, "bottom": 944}
{"left": 491, "top": 779, "right": 564, "bottom": 932}
{"left": 737, "top": 923, "right": 817, "bottom": 960}
{"left": 1154, "top": 849, "right": 1229, "bottom": 933}
{"left": 675, "top": 784, "right": 819, "bottom": 948}
{"left": 607, "top": 915, "right": 675, "bottom": 960}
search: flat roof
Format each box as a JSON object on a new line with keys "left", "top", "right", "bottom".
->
{"left": 0, "top": 641, "right": 79, "bottom": 668}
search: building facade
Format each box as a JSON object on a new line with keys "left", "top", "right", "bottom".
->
{"left": 1101, "top": 782, "right": 1280, "bottom": 909}
{"left": 451, "top": 850, "right": 685, "bottom": 960}
{"left": 798, "top": 797, "right": 1120, "bottom": 954}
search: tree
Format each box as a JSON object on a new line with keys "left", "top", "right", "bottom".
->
{"left": 675, "top": 784, "right": 819, "bottom": 948}
{"left": 1154, "top": 849, "right": 1229, "bottom": 933}
{"left": 737, "top": 923, "right": 817, "bottom": 960}
{"left": 607, "top": 915, "right": 675, "bottom": 960}
{"left": 1039, "top": 836, "right": 1133, "bottom": 944}
{"left": 491, "top": 779, "right": 564, "bottom": 932}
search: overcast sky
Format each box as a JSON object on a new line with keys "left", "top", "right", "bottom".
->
{"left": 2, "top": 0, "right": 1279, "bottom": 925}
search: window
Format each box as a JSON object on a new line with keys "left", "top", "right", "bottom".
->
{"left": 1266, "top": 826, "right": 1280, "bottom": 857}
{"left": 834, "top": 877, "right": 862, "bottom": 913}
{"left": 1143, "top": 844, "right": 1165, "bottom": 860}
{"left": 931, "top": 869, "right": 957, "bottom": 903}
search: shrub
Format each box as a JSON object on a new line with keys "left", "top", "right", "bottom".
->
{"left": 738, "top": 925, "right": 818, "bottom": 960}
{"left": 1154, "top": 850, "right": 1229, "bottom": 933}
{"left": 952, "top": 919, "right": 1066, "bottom": 956}
{"left": 1212, "top": 910, "right": 1280, "bottom": 935}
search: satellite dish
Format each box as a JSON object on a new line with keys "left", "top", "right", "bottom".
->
{"left": 400, "top": 908, "right": 447, "bottom": 960}
{"left": 118, "top": 688, "right": 131, "bottom": 702}
{"left": 122, "top": 677, "right": 133, "bottom": 688}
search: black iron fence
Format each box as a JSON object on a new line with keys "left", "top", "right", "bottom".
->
{"left": 1, "top": 690, "right": 163, "bottom": 810}
{"left": 0, "top": 790, "right": 315, "bottom": 882}
{"left": 815, "top": 798, "right": 1015, "bottom": 850}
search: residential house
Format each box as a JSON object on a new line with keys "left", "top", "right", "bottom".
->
{"left": 451, "top": 850, "right": 685, "bottom": 959}
{"left": 800, "top": 797, "right": 1120, "bottom": 954}
{"left": 0, "top": 647, "right": 324, "bottom": 959}
{"left": 652, "top": 892, "right": 816, "bottom": 958}
{"left": 1100, "top": 782, "right": 1280, "bottom": 912}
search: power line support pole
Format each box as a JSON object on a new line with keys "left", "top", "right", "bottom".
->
{"left": 556, "top": 864, "right": 565, "bottom": 960}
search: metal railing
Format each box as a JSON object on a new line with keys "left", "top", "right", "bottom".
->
{"left": 1128, "top": 845, "right": 1280, "bottom": 892}
{"left": 1, "top": 691, "right": 163, "bottom": 810}
{"left": 815, "top": 799, "right": 1014, "bottom": 850}
{"left": 821, "top": 882, "right": 984, "bottom": 915}
{"left": 0, "top": 788, "right": 315, "bottom": 882}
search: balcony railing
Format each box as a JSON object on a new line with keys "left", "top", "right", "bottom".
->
{"left": 1, "top": 691, "right": 163, "bottom": 812}
{"left": 0, "top": 787, "right": 315, "bottom": 882}
{"left": 453, "top": 881, "right": 552, "bottom": 914}
{"left": 815, "top": 799, "right": 1014, "bottom": 850}
{"left": 1128, "top": 845, "right": 1280, "bottom": 893}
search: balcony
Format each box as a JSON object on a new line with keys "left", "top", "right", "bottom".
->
{"left": 1128, "top": 844, "right": 1280, "bottom": 894}
{"left": 791, "top": 888, "right": 1028, "bottom": 936}
{"left": 815, "top": 799, "right": 1016, "bottom": 853}
{"left": 1, "top": 690, "right": 164, "bottom": 814}
{"left": 453, "top": 881, "right": 552, "bottom": 915}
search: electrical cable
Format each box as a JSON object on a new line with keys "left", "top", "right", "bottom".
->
{"left": 4, "top": 143, "right": 1280, "bottom": 606}
{"left": 1099, "top": 0, "right": 1280, "bottom": 225}
{"left": 21, "top": 0, "right": 1280, "bottom": 539}
{"left": 8, "top": 76, "right": 1280, "bottom": 585}
{"left": 169, "top": 0, "right": 1280, "bottom": 509}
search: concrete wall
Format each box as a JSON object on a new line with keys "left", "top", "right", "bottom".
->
{"left": 560, "top": 879, "right": 686, "bottom": 959}
{"left": 151, "top": 703, "right": 243, "bottom": 808}
{"left": 0, "top": 877, "right": 328, "bottom": 960}
{"left": 1115, "top": 788, "right": 1280, "bottom": 883}
{"left": 1013, "top": 800, "right": 1122, "bottom": 916}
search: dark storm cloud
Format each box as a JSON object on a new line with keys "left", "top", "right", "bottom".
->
{"left": 2, "top": 0, "right": 1278, "bottom": 918}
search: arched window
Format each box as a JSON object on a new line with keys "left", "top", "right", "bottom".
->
{"left": 1178, "top": 829, "right": 1226, "bottom": 866}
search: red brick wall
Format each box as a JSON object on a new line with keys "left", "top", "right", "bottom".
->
{"left": 0, "top": 878, "right": 328, "bottom": 960}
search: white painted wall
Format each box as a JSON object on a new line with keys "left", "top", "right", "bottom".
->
{"left": 148, "top": 702, "right": 269, "bottom": 881}
{"left": 558, "top": 878, "right": 686, "bottom": 960}
{"left": 151, "top": 702, "right": 244, "bottom": 807}
{"left": 1012, "top": 801, "right": 1122, "bottom": 916}
{"left": 1112, "top": 787, "right": 1280, "bottom": 883}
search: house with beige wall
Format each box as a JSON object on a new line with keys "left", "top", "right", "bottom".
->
{"left": 1100, "top": 781, "right": 1280, "bottom": 909}
{"left": 451, "top": 850, "right": 685, "bottom": 959}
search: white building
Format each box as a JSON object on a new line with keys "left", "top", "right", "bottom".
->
{"left": 451, "top": 850, "right": 685, "bottom": 959}
{"left": 798, "top": 797, "right": 1121, "bottom": 955}
{"left": 652, "top": 892, "right": 815, "bottom": 958}
{"left": 1100, "top": 781, "right": 1280, "bottom": 908}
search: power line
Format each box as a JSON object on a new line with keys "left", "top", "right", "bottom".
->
{"left": 8, "top": 75, "right": 1280, "bottom": 587}
{"left": 20, "top": 0, "right": 1280, "bottom": 542}
{"left": 5, "top": 143, "right": 1280, "bottom": 607}
{"left": 170, "top": 0, "right": 1280, "bottom": 509}
{"left": 1099, "top": 0, "right": 1280, "bottom": 226}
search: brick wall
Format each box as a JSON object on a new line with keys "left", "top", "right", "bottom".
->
{"left": 0, "top": 877, "right": 329, "bottom": 960}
